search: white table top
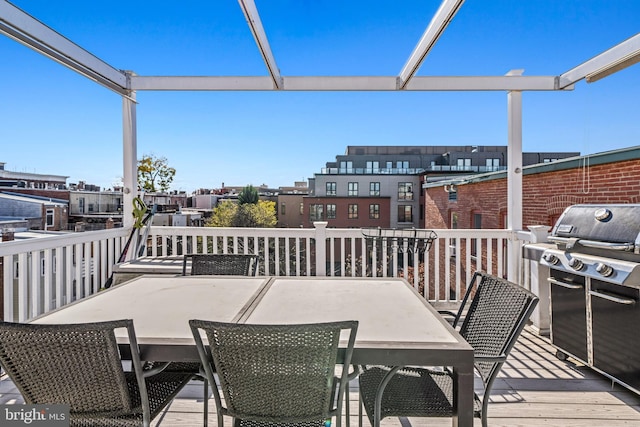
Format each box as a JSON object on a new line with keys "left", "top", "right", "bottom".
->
{"left": 244, "top": 278, "right": 458, "bottom": 345}
{"left": 112, "top": 256, "right": 185, "bottom": 274}
{"left": 32, "top": 275, "right": 471, "bottom": 360}
{"left": 32, "top": 275, "right": 268, "bottom": 343}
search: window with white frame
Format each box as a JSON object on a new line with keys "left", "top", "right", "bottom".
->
{"left": 369, "top": 204, "right": 380, "bottom": 219}
{"left": 369, "top": 182, "right": 380, "bottom": 196}
{"left": 326, "top": 204, "right": 336, "bottom": 219}
{"left": 309, "top": 204, "right": 324, "bottom": 221}
{"left": 348, "top": 204, "right": 358, "bottom": 219}
{"left": 398, "top": 182, "right": 413, "bottom": 200}
{"left": 326, "top": 181, "right": 336, "bottom": 196}
{"left": 348, "top": 182, "right": 358, "bottom": 197}
{"left": 46, "top": 209, "right": 54, "bottom": 227}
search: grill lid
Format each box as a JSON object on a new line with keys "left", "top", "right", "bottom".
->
{"left": 551, "top": 204, "right": 640, "bottom": 252}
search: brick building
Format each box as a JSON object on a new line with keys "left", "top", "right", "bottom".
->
{"left": 424, "top": 146, "right": 640, "bottom": 230}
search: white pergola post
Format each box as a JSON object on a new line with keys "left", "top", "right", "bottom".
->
{"left": 122, "top": 87, "right": 138, "bottom": 228}
{"left": 507, "top": 70, "right": 523, "bottom": 282}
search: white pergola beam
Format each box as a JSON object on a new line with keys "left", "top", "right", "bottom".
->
{"left": 0, "top": 0, "right": 127, "bottom": 93}
{"left": 130, "top": 76, "right": 276, "bottom": 91}
{"left": 397, "top": 0, "right": 465, "bottom": 89}
{"left": 237, "top": 0, "right": 282, "bottom": 89}
{"left": 558, "top": 32, "right": 640, "bottom": 88}
{"left": 130, "top": 75, "right": 563, "bottom": 91}
{"left": 405, "top": 75, "right": 563, "bottom": 91}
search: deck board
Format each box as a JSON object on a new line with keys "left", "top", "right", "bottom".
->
{"left": 1, "top": 327, "right": 639, "bottom": 426}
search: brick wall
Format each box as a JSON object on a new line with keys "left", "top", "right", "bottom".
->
{"left": 426, "top": 157, "right": 640, "bottom": 230}
{"left": 423, "top": 155, "right": 640, "bottom": 291}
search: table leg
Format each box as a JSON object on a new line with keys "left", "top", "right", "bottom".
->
{"left": 452, "top": 359, "right": 474, "bottom": 427}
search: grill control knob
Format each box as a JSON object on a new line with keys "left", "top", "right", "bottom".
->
{"left": 542, "top": 253, "right": 559, "bottom": 265}
{"left": 596, "top": 262, "right": 614, "bottom": 277}
{"left": 568, "top": 258, "right": 584, "bottom": 271}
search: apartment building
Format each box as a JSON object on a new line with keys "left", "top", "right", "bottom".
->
{"left": 307, "top": 145, "right": 578, "bottom": 229}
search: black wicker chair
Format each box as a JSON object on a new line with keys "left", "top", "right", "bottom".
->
{"left": 183, "top": 254, "right": 258, "bottom": 276}
{"left": 437, "top": 271, "right": 484, "bottom": 328}
{"left": 190, "top": 320, "right": 359, "bottom": 427}
{"left": 0, "top": 319, "right": 193, "bottom": 427}
{"left": 358, "top": 273, "right": 539, "bottom": 427}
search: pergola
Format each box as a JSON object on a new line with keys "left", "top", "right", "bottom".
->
{"left": 1, "top": 0, "right": 639, "bottom": 279}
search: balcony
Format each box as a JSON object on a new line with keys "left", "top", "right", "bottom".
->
{"left": 1, "top": 225, "right": 639, "bottom": 424}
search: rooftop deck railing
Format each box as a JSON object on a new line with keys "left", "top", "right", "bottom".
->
{"left": 1, "top": 224, "right": 539, "bottom": 325}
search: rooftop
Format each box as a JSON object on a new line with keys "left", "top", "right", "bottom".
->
{"left": 2, "top": 327, "right": 638, "bottom": 426}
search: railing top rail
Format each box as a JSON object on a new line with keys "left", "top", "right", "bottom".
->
{"left": 148, "top": 226, "right": 316, "bottom": 237}
{"left": 0, "top": 227, "right": 130, "bottom": 256}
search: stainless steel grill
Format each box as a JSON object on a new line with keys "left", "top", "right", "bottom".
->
{"left": 540, "top": 204, "right": 640, "bottom": 395}
{"left": 541, "top": 204, "right": 640, "bottom": 286}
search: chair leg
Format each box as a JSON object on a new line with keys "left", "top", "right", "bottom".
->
{"left": 203, "top": 378, "right": 208, "bottom": 427}
{"left": 358, "top": 391, "right": 363, "bottom": 427}
{"left": 344, "top": 384, "right": 350, "bottom": 427}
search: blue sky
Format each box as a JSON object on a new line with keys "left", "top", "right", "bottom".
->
{"left": 1, "top": 0, "right": 638, "bottom": 192}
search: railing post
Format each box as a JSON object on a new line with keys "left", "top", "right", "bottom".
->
{"left": 314, "top": 222, "right": 328, "bottom": 276}
{"left": 526, "top": 225, "right": 551, "bottom": 335}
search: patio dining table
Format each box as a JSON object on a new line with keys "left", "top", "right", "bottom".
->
{"left": 31, "top": 275, "right": 474, "bottom": 427}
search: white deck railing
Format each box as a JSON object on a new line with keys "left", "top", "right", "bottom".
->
{"left": 1, "top": 224, "right": 535, "bottom": 323}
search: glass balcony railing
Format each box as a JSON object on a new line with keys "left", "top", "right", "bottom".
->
{"left": 319, "top": 165, "right": 507, "bottom": 175}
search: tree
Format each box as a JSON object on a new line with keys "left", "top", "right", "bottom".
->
{"left": 233, "top": 200, "right": 277, "bottom": 227}
{"left": 137, "top": 154, "right": 176, "bottom": 192}
{"left": 207, "top": 199, "right": 276, "bottom": 228}
{"left": 238, "top": 185, "right": 259, "bottom": 205}
{"left": 207, "top": 201, "right": 238, "bottom": 227}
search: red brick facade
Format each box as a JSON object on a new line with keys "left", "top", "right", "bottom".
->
{"left": 422, "top": 150, "right": 640, "bottom": 292}
{"left": 426, "top": 156, "right": 640, "bottom": 230}
{"left": 303, "top": 197, "right": 391, "bottom": 228}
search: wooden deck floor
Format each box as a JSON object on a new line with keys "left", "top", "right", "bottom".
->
{"left": 1, "top": 327, "right": 639, "bottom": 426}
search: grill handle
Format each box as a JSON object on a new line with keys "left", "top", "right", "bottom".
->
{"left": 547, "top": 236, "right": 579, "bottom": 249}
{"left": 548, "top": 278, "right": 582, "bottom": 289}
{"left": 589, "top": 290, "right": 636, "bottom": 305}
{"left": 578, "top": 239, "right": 635, "bottom": 252}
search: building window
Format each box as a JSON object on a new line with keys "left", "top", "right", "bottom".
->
{"left": 280, "top": 203, "right": 286, "bottom": 215}
{"left": 398, "top": 205, "right": 412, "bottom": 223}
{"left": 451, "top": 212, "right": 458, "bottom": 229}
{"left": 340, "top": 161, "right": 353, "bottom": 173}
{"left": 486, "top": 158, "right": 500, "bottom": 171}
{"left": 457, "top": 158, "right": 471, "bottom": 170}
{"left": 348, "top": 182, "right": 358, "bottom": 197}
{"left": 310, "top": 204, "right": 324, "bottom": 221}
{"left": 299, "top": 203, "right": 304, "bottom": 215}
{"left": 46, "top": 209, "right": 54, "bottom": 227}
{"left": 366, "top": 161, "right": 379, "bottom": 173}
{"left": 473, "top": 213, "right": 482, "bottom": 228}
{"left": 386, "top": 161, "right": 393, "bottom": 170}
{"left": 326, "top": 181, "right": 336, "bottom": 196}
{"left": 348, "top": 204, "right": 358, "bottom": 219}
{"left": 326, "top": 204, "right": 336, "bottom": 219}
{"left": 398, "top": 182, "right": 413, "bottom": 200}
{"left": 369, "top": 204, "right": 380, "bottom": 219}
{"left": 370, "top": 182, "right": 380, "bottom": 196}
{"left": 396, "top": 161, "right": 409, "bottom": 170}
